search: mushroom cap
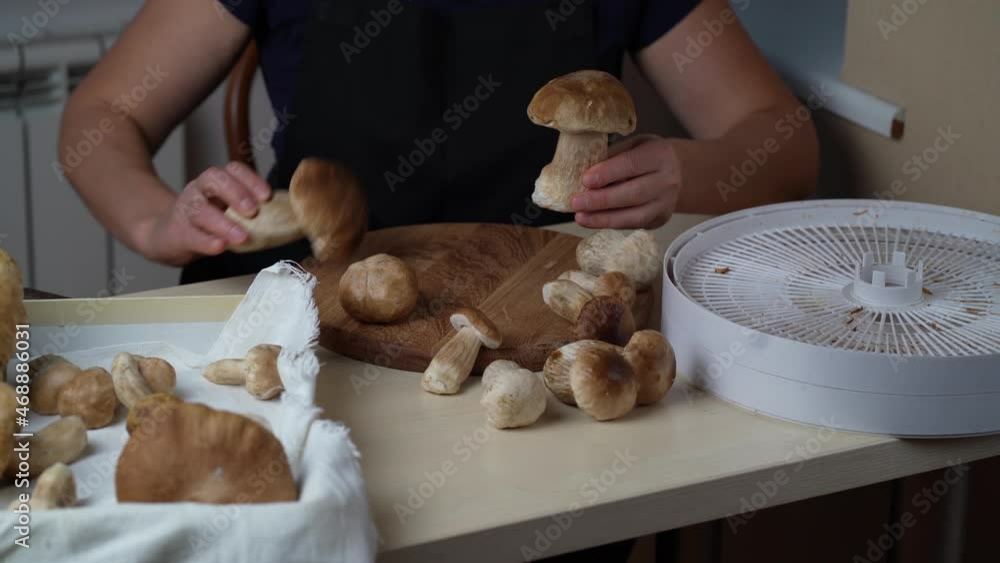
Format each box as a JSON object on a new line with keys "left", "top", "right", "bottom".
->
{"left": 29, "top": 356, "right": 82, "bottom": 415}
{"left": 450, "top": 307, "right": 502, "bottom": 349}
{"left": 116, "top": 402, "right": 298, "bottom": 504}
{"left": 244, "top": 344, "right": 284, "bottom": 400}
{"left": 542, "top": 340, "right": 622, "bottom": 405}
{"left": 57, "top": 367, "right": 118, "bottom": 429}
{"left": 527, "top": 70, "right": 637, "bottom": 135}
{"left": 569, "top": 346, "right": 638, "bottom": 421}
{"left": 593, "top": 272, "right": 636, "bottom": 307}
{"left": 576, "top": 229, "right": 661, "bottom": 288}
{"left": 127, "top": 392, "right": 183, "bottom": 435}
{"left": 0, "top": 383, "right": 16, "bottom": 476}
{"left": 134, "top": 356, "right": 177, "bottom": 394}
{"left": 339, "top": 254, "right": 419, "bottom": 323}
{"left": 0, "top": 247, "right": 26, "bottom": 369}
{"left": 575, "top": 295, "right": 636, "bottom": 346}
{"left": 624, "top": 330, "right": 677, "bottom": 405}
{"left": 289, "top": 158, "right": 368, "bottom": 262}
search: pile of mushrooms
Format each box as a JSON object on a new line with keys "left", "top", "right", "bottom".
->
{"left": 227, "top": 157, "right": 368, "bottom": 262}
{"left": 542, "top": 272, "right": 636, "bottom": 346}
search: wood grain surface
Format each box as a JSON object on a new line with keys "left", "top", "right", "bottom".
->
{"left": 308, "top": 223, "right": 652, "bottom": 373}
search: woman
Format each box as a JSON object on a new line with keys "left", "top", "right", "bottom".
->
{"left": 62, "top": 0, "right": 817, "bottom": 285}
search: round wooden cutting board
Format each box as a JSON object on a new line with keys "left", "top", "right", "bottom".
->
{"left": 308, "top": 223, "right": 653, "bottom": 374}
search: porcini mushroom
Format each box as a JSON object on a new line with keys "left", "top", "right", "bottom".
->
{"left": 203, "top": 344, "right": 284, "bottom": 400}
{"left": 557, "top": 270, "right": 597, "bottom": 293}
{"left": 592, "top": 271, "right": 636, "bottom": 306}
{"left": 28, "top": 355, "right": 82, "bottom": 415}
{"left": 4, "top": 416, "right": 88, "bottom": 478}
{"left": 126, "top": 393, "right": 183, "bottom": 435}
{"left": 527, "top": 70, "right": 637, "bottom": 212}
{"left": 56, "top": 367, "right": 118, "bottom": 429}
{"left": 8, "top": 463, "right": 77, "bottom": 511}
{"left": 339, "top": 254, "right": 419, "bottom": 323}
{"left": 110, "top": 352, "right": 176, "bottom": 408}
{"left": 0, "top": 248, "right": 27, "bottom": 374}
{"left": 422, "top": 308, "right": 502, "bottom": 395}
{"left": 480, "top": 360, "right": 547, "bottom": 429}
{"left": 542, "top": 340, "right": 637, "bottom": 421}
{"left": 226, "top": 191, "right": 304, "bottom": 253}
{"left": 115, "top": 402, "right": 298, "bottom": 503}
{"left": 542, "top": 280, "right": 635, "bottom": 346}
{"left": 624, "top": 330, "right": 676, "bottom": 405}
{"left": 577, "top": 229, "right": 661, "bottom": 289}
{"left": 289, "top": 158, "right": 368, "bottom": 262}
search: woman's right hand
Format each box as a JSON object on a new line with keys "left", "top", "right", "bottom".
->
{"left": 137, "top": 162, "right": 272, "bottom": 267}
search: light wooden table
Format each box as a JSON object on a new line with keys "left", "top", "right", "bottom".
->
{"left": 132, "top": 217, "right": 1000, "bottom": 563}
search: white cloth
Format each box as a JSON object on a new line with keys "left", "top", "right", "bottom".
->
{"left": 0, "top": 262, "right": 377, "bottom": 563}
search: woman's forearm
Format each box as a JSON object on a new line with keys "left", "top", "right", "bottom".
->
{"left": 674, "top": 103, "right": 819, "bottom": 214}
{"left": 59, "top": 100, "right": 176, "bottom": 253}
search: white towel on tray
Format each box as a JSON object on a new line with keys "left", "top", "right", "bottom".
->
{"left": 0, "top": 262, "right": 377, "bottom": 563}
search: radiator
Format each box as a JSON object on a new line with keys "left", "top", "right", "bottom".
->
{"left": 0, "top": 34, "right": 184, "bottom": 298}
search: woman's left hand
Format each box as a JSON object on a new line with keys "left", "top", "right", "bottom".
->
{"left": 571, "top": 134, "right": 683, "bottom": 229}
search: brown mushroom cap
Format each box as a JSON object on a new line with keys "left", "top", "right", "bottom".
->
{"left": 624, "top": 330, "right": 676, "bottom": 405}
{"left": 116, "top": 402, "right": 298, "bottom": 504}
{"left": 450, "top": 307, "right": 502, "bottom": 349}
{"left": 134, "top": 356, "right": 177, "bottom": 394}
{"left": 542, "top": 340, "right": 621, "bottom": 405}
{"left": 593, "top": 272, "right": 636, "bottom": 307}
{"left": 569, "top": 346, "right": 638, "bottom": 421}
{"left": 29, "top": 355, "right": 83, "bottom": 415}
{"left": 57, "top": 367, "right": 118, "bottom": 429}
{"left": 127, "top": 393, "right": 183, "bottom": 435}
{"left": 527, "top": 70, "right": 637, "bottom": 135}
{"left": 339, "top": 254, "right": 419, "bottom": 323}
{"left": 289, "top": 158, "right": 368, "bottom": 262}
{"left": 574, "top": 295, "right": 636, "bottom": 346}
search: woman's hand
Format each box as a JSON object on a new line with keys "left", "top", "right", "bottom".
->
{"left": 136, "top": 162, "right": 272, "bottom": 266}
{"left": 571, "top": 135, "right": 683, "bottom": 229}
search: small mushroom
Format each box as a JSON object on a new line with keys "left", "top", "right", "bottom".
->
{"left": 8, "top": 463, "right": 77, "bottom": 511}
{"left": 577, "top": 229, "right": 661, "bottom": 289}
{"left": 28, "top": 355, "right": 82, "bottom": 415}
{"left": 557, "top": 270, "right": 597, "bottom": 293}
{"left": 203, "top": 344, "right": 284, "bottom": 400}
{"left": 111, "top": 352, "right": 176, "bottom": 408}
{"left": 542, "top": 340, "right": 637, "bottom": 421}
{"left": 480, "top": 360, "right": 547, "bottom": 429}
{"left": 115, "top": 402, "right": 298, "bottom": 503}
{"left": 542, "top": 280, "right": 635, "bottom": 346}
{"left": 226, "top": 191, "right": 304, "bottom": 253}
{"left": 623, "top": 330, "right": 676, "bottom": 405}
{"left": 339, "top": 254, "right": 419, "bottom": 323}
{"left": 126, "top": 393, "right": 183, "bottom": 435}
{"left": 422, "top": 308, "right": 502, "bottom": 395}
{"left": 56, "top": 367, "right": 118, "bottom": 429}
{"left": 527, "top": 70, "right": 637, "bottom": 212}
{"left": 593, "top": 271, "right": 636, "bottom": 306}
{"left": 289, "top": 158, "right": 368, "bottom": 262}
{"left": 4, "top": 416, "right": 88, "bottom": 478}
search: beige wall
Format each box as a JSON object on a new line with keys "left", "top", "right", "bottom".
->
{"left": 836, "top": 0, "right": 999, "bottom": 214}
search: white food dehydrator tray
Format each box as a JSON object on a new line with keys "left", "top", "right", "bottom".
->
{"left": 662, "top": 199, "right": 999, "bottom": 437}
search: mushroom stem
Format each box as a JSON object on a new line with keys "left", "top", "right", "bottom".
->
{"left": 4, "top": 417, "right": 88, "bottom": 478}
{"left": 542, "top": 280, "right": 592, "bottom": 322}
{"left": 8, "top": 463, "right": 77, "bottom": 511}
{"left": 533, "top": 131, "right": 608, "bottom": 212}
{"left": 422, "top": 327, "right": 482, "bottom": 395}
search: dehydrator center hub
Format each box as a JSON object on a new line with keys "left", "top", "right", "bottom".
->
{"left": 662, "top": 199, "right": 999, "bottom": 437}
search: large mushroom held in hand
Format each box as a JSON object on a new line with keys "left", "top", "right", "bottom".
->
{"left": 527, "top": 70, "right": 637, "bottom": 212}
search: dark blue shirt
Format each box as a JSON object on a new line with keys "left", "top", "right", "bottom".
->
{"left": 220, "top": 0, "right": 698, "bottom": 161}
